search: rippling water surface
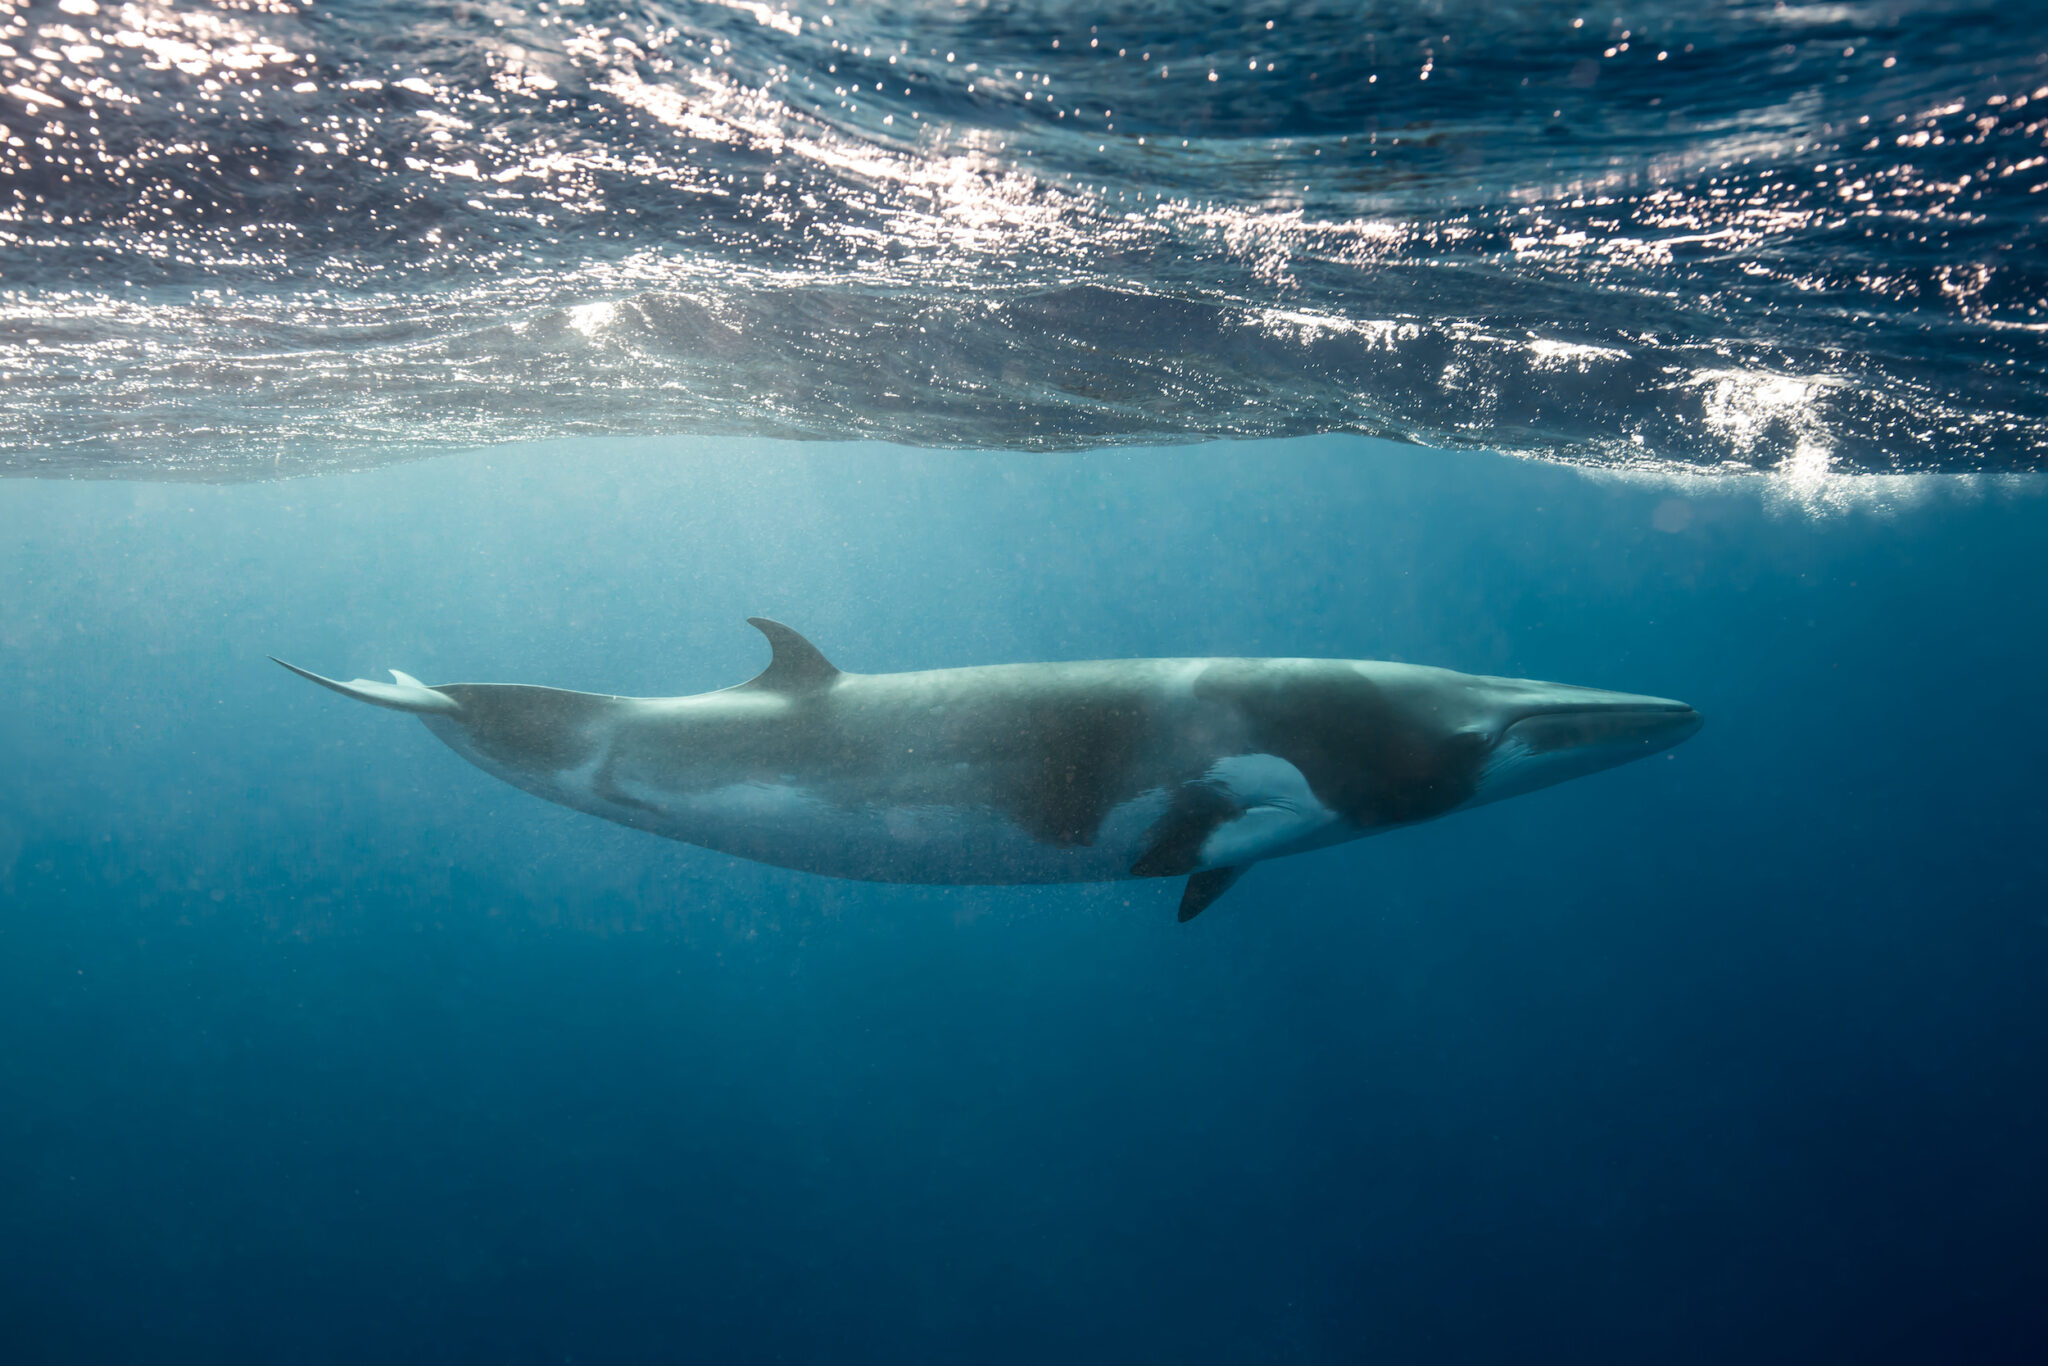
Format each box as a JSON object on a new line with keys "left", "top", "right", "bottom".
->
{"left": 2, "top": 1, "right": 2045, "bottom": 475}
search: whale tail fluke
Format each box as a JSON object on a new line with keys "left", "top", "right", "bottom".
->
{"left": 270, "top": 657, "right": 461, "bottom": 714}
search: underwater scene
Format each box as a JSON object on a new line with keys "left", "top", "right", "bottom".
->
{"left": 3, "top": 2, "right": 2047, "bottom": 1363}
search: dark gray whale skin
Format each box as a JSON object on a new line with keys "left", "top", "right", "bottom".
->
{"left": 276, "top": 619, "right": 1701, "bottom": 920}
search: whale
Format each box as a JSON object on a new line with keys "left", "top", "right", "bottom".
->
{"left": 274, "top": 619, "right": 1702, "bottom": 921}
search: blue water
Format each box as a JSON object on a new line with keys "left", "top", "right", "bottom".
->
{"left": 3, "top": 439, "right": 2045, "bottom": 1361}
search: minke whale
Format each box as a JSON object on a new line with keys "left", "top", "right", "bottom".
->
{"left": 275, "top": 619, "right": 1702, "bottom": 921}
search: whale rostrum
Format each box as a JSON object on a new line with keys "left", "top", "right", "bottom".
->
{"left": 275, "top": 618, "right": 1703, "bottom": 921}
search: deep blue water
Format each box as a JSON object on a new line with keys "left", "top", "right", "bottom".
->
{"left": 3, "top": 438, "right": 2045, "bottom": 1362}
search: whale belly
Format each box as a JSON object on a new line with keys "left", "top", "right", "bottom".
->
{"left": 427, "top": 702, "right": 1357, "bottom": 888}
{"left": 595, "top": 776, "right": 1173, "bottom": 885}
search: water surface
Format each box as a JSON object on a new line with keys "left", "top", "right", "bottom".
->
{"left": 3, "top": 1, "right": 2044, "bottom": 474}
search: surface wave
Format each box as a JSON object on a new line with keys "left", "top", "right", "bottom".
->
{"left": 2, "top": 0, "right": 2044, "bottom": 476}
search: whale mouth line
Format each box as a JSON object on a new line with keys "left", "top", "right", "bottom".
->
{"left": 1500, "top": 700, "right": 1703, "bottom": 752}
{"left": 1467, "top": 697, "right": 1703, "bottom": 809}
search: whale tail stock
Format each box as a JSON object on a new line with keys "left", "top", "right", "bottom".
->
{"left": 269, "top": 657, "right": 461, "bottom": 714}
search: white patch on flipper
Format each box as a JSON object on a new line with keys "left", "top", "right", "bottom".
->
{"left": 1195, "top": 753, "right": 1339, "bottom": 868}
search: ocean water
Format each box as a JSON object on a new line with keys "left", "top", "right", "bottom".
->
{"left": 6, "top": 1, "right": 2048, "bottom": 1363}
{"left": 3, "top": 439, "right": 2046, "bottom": 1362}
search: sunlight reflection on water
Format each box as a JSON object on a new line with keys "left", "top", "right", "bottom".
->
{"left": 0, "top": 1, "right": 2043, "bottom": 478}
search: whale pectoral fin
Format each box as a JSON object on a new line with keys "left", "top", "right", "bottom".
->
{"left": 1178, "top": 866, "right": 1246, "bottom": 923}
{"left": 1130, "top": 780, "right": 1241, "bottom": 878}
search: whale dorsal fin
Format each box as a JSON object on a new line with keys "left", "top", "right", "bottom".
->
{"left": 742, "top": 617, "right": 841, "bottom": 693}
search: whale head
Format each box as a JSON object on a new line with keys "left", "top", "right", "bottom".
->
{"left": 1458, "top": 676, "right": 1703, "bottom": 808}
